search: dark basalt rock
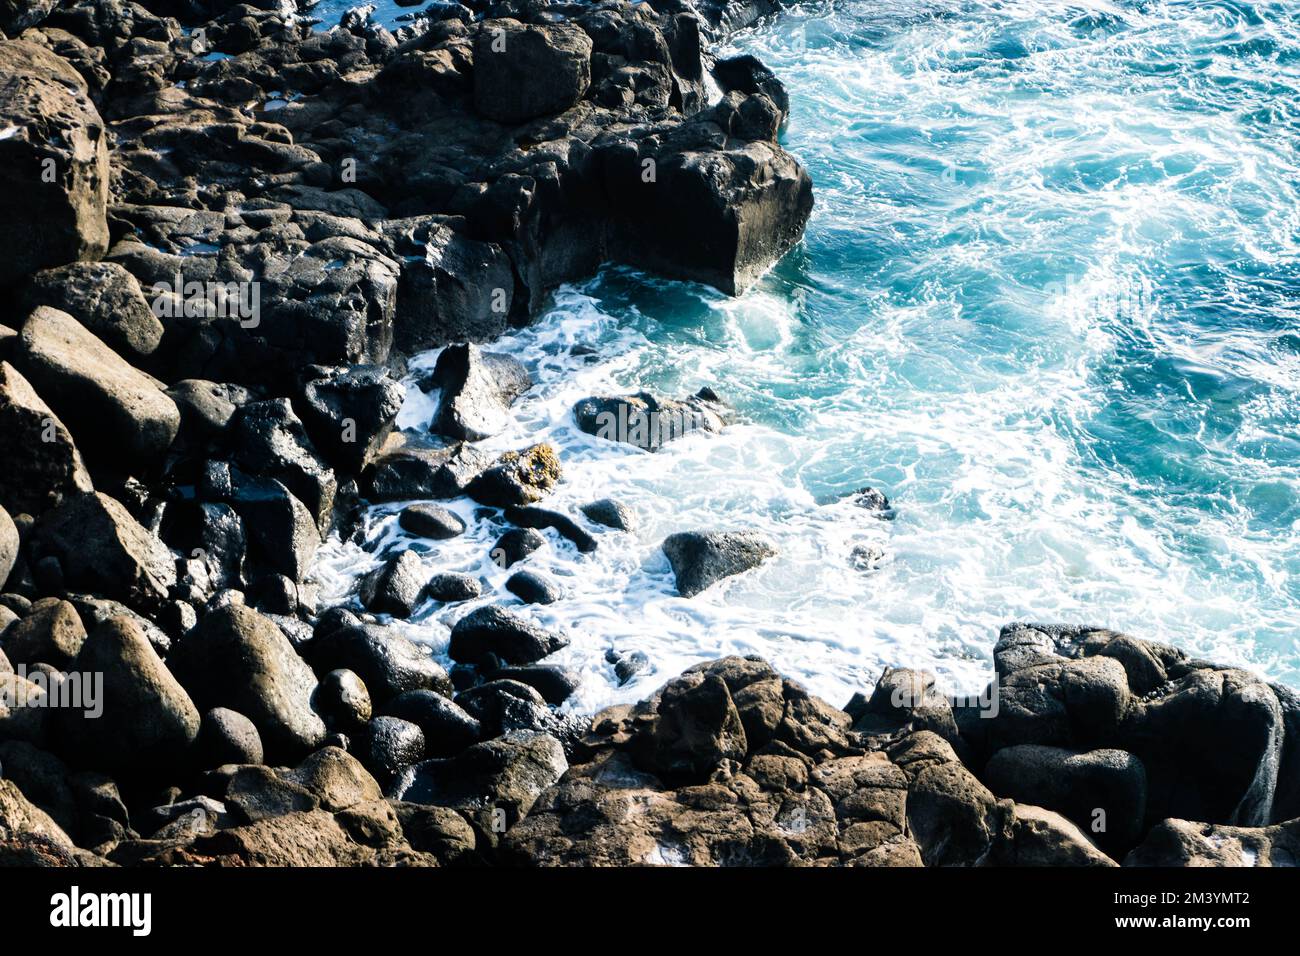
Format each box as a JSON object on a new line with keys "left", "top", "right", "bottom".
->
{"left": 395, "top": 730, "right": 568, "bottom": 833}
{"left": 365, "top": 435, "right": 493, "bottom": 502}
{"left": 306, "top": 620, "right": 452, "bottom": 704}
{"left": 0, "top": 361, "right": 94, "bottom": 517}
{"left": 313, "top": 668, "right": 372, "bottom": 734}
{"left": 503, "top": 504, "right": 596, "bottom": 553}
{"left": 15, "top": 307, "right": 180, "bottom": 466}
{"left": 447, "top": 605, "right": 568, "bottom": 666}
{"left": 229, "top": 399, "right": 337, "bottom": 535}
{"left": 983, "top": 744, "right": 1147, "bottom": 856}
{"left": 160, "top": 500, "right": 247, "bottom": 598}
{"left": 195, "top": 707, "right": 264, "bottom": 768}
{"left": 490, "top": 527, "right": 545, "bottom": 568}
{"left": 165, "top": 380, "right": 253, "bottom": 444}
{"left": 486, "top": 663, "right": 580, "bottom": 706}
{"left": 358, "top": 715, "right": 426, "bottom": 788}
{"left": 28, "top": 492, "right": 176, "bottom": 611}
{"left": 0, "top": 598, "right": 86, "bottom": 670}
{"left": 381, "top": 689, "right": 481, "bottom": 758}
{"left": 54, "top": 616, "right": 200, "bottom": 773}
{"left": 573, "top": 389, "right": 735, "bottom": 452}
{"left": 505, "top": 568, "right": 562, "bottom": 605}
{"left": 467, "top": 443, "right": 562, "bottom": 507}
{"left": 426, "top": 343, "right": 532, "bottom": 442}
{"left": 0, "top": 40, "right": 109, "bottom": 288}
{"left": 168, "top": 604, "right": 326, "bottom": 761}
{"left": 397, "top": 502, "right": 465, "bottom": 539}
{"left": 423, "top": 572, "right": 482, "bottom": 603}
{"left": 472, "top": 19, "right": 593, "bottom": 125}
{"left": 0, "top": 505, "right": 16, "bottom": 591}
{"left": 358, "top": 549, "right": 428, "bottom": 618}
{"left": 299, "top": 364, "right": 405, "bottom": 474}
{"left": 580, "top": 497, "right": 636, "bottom": 531}
{"left": 20, "top": 262, "right": 163, "bottom": 361}
{"left": 661, "top": 529, "right": 776, "bottom": 597}
{"left": 199, "top": 461, "right": 320, "bottom": 583}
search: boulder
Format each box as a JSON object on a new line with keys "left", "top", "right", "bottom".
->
{"left": 284, "top": 746, "right": 383, "bottom": 812}
{"left": 986, "top": 803, "right": 1117, "bottom": 867}
{"left": 393, "top": 225, "right": 515, "bottom": 352}
{"left": 661, "top": 530, "right": 776, "bottom": 597}
{"left": 1, "top": 598, "right": 86, "bottom": 669}
{"left": 472, "top": 20, "right": 592, "bottom": 125}
{"left": 365, "top": 433, "right": 493, "bottom": 502}
{"left": 448, "top": 605, "right": 569, "bottom": 666}
{"left": 358, "top": 549, "right": 428, "bottom": 618}
{"left": 195, "top": 707, "right": 264, "bottom": 768}
{"left": 638, "top": 671, "right": 747, "bottom": 782}
{"left": 888, "top": 731, "right": 1002, "bottom": 867}
{"left": 573, "top": 389, "right": 735, "bottom": 452}
{"left": 397, "top": 503, "right": 465, "bottom": 539}
{"left": 307, "top": 620, "right": 450, "bottom": 704}
{"left": 15, "top": 307, "right": 179, "bottom": 465}
{"left": 1126, "top": 817, "right": 1300, "bottom": 867}
{"left": 55, "top": 616, "right": 201, "bottom": 772}
{"left": 505, "top": 569, "right": 562, "bottom": 605}
{"left": 0, "top": 779, "right": 73, "bottom": 852}
{"left": 466, "top": 443, "right": 561, "bottom": 507}
{"left": 580, "top": 498, "right": 636, "bottom": 531}
{"left": 423, "top": 572, "right": 481, "bottom": 603}
{"left": 381, "top": 689, "right": 481, "bottom": 758}
{"left": 396, "top": 730, "right": 568, "bottom": 832}
{"left": 165, "top": 380, "right": 249, "bottom": 443}
{"left": 168, "top": 605, "right": 326, "bottom": 760}
{"left": 426, "top": 343, "right": 532, "bottom": 441}
{"left": 0, "top": 361, "right": 94, "bottom": 516}
{"left": 225, "top": 766, "right": 320, "bottom": 824}
{"left": 229, "top": 399, "right": 336, "bottom": 534}
{"left": 487, "top": 664, "right": 580, "bottom": 706}
{"left": 28, "top": 492, "right": 176, "bottom": 611}
{"left": 0, "top": 41, "right": 109, "bottom": 288}
{"left": 358, "top": 715, "right": 427, "bottom": 787}
{"left": 19, "top": 262, "right": 163, "bottom": 359}
{"left": 605, "top": 136, "right": 813, "bottom": 296}
{"left": 0, "top": 0, "right": 57, "bottom": 34}
{"left": 503, "top": 504, "right": 596, "bottom": 553}
{"left": 490, "top": 527, "right": 545, "bottom": 568}
{"left": 199, "top": 462, "right": 319, "bottom": 583}
{"left": 455, "top": 679, "right": 555, "bottom": 739}
{"left": 313, "top": 668, "right": 372, "bottom": 733}
{"left": 299, "top": 365, "right": 405, "bottom": 474}
{"left": 983, "top": 744, "right": 1146, "bottom": 854}
{"left": 0, "top": 504, "right": 15, "bottom": 590}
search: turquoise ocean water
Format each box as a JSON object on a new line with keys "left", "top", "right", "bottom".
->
{"left": 316, "top": 1, "right": 1300, "bottom": 709}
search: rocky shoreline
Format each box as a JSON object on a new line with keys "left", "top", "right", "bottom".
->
{"left": 0, "top": 0, "right": 1296, "bottom": 867}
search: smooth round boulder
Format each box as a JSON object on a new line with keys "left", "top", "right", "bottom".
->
{"left": 359, "top": 716, "right": 426, "bottom": 787}
{"left": 398, "top": 503, "right": 466, "bottom": 539}
{"left": 195, "top": 708, "right": 264, "bottom": 768}
{"left": 505, "top": 569, "right": 562, "bottom": 605}
{"left": 314, "top": 668, "right": 372, "bottom": 733}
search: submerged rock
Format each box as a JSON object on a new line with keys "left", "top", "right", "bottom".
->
{"left": 397, "top": 503, "right": 465, "bottom": 539}
{"left": 573, "top": 389, "right": 735, "bottom": 452}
